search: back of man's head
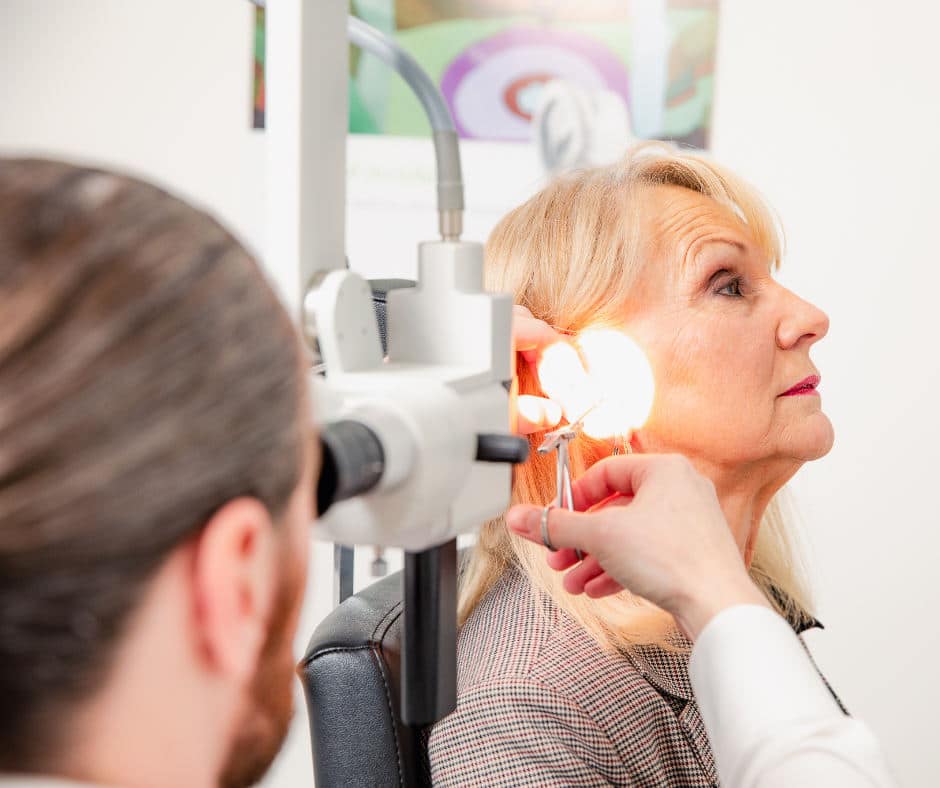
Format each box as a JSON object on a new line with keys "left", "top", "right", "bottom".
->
{"left": 0, "top": 159, "right": 307, "bottom": 780}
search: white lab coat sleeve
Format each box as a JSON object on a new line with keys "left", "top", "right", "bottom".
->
{"left": 689, "top": 605, "right": 897, "bottom": 788}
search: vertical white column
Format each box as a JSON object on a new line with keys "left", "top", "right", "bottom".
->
{"left": 265, "top": 0, "right": 348, "bottom": 318}
{"left": 629, "top": 0, "right": 669, "bottom": 140}
{"left": 264, "top": 0, "right": 349, "bottom": 659}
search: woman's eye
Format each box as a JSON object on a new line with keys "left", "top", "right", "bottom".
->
{"left": 716, "top": 277, "right": 743, "bottom": 297}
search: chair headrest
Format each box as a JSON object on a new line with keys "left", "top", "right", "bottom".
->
{"left": 299, "top": 569, "right": 429, "bottom": 787}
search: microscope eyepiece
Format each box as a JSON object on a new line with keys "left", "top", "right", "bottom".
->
{"left": 316, "top": 420, "right": 385, "bottom": 516}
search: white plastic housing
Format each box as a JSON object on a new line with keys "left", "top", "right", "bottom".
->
{"left": 309, "top": 241, "right": 514, "bottom": 551}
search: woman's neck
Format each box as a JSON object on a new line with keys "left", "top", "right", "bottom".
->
{"left": 703, "top": 459, "right": 799, "bottom": 564}
{"left": 713, "top": 485, "right": 769, "bottom": 564}
{"left": 625, "top": 433, "right": 798, "bottom": 565}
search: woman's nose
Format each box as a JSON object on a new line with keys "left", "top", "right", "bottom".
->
{"left": 776, "top": 289, "right": 830, "bottom": 350}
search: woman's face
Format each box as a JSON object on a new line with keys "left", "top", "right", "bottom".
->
{"left": 623, "top": 185, "right": 834, "bottom": 478}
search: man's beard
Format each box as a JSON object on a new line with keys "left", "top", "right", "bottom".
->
{"left": 217, "top": 558, "right": 304, "bottom": 788}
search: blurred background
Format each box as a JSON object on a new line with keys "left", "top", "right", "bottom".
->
{"left": 1, "top": 1, "right": 938, "bottom": 785}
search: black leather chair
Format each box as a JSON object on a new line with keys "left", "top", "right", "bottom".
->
{"left": 299, "top": 568, "right": 432, "bottom": 788}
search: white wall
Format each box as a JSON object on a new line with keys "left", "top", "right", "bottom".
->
{"left": 0, "top": 1, "right": 267, "bottom": 251}
{"left": 2, "top": 1, "right": 938, "bottom": 785}
{"left": 711, "top": 4, "right": 940, "bottom": 785}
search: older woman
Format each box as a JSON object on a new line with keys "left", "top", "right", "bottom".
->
{"left": 428, "top": 143, "right": 840, "bottom": 786}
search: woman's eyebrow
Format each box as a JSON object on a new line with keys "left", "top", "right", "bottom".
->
{"left": 688, "top": 238, "right": 747, "bottom": 270}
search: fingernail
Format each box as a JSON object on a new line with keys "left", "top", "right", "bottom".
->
{"left": 544, "top": 400, "right": 562, "bottom": 426}
{"left": 506, "top": 508, "right": 530, "bottom": 533}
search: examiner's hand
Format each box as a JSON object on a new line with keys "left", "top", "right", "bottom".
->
{"left": 505, "top": 454, "right": 771, "bottom": 640}
{"left": 511, "top": 305, "right": 563, "bottom": 435}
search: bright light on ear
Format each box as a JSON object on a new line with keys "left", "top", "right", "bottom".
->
{"left": 577, "top": 329, "right": 655, "bottom": 439}
{"left": 537, "top": 342, "right": 599, "bottom": 423}
{"left": 535, "top": 331, "right": 655, "bottom": 440}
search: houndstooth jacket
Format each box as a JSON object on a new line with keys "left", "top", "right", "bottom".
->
{"left": 428, "top": 566, "right": 840, "bottom": 786}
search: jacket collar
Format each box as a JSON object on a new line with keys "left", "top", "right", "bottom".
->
{"left": 623, "top": 616, "right": 823, "bottom": 788}
{"left": 624, "top": 613, "right": 824, "bottom": 704}
{"left": 625, "top": 639, "right": 695, "bottom": 702}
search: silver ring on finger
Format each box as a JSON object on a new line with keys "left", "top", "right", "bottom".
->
{"left": 540, "top": 505, "right": 557, "bottom": 552}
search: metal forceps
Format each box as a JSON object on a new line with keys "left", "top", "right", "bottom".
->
{"left": 536, "top": 406, "right": 596, "bottom": 561}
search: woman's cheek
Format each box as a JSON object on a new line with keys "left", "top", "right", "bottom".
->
{"left": 651, "top": 324, "right": 707, "bottom": 392}
{"left": 630, "top": 315, "right": 733, "bottom": 423}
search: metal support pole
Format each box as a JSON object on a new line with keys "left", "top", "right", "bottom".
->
{"left": 401, "top": 539, "right": 458, "bottom": 726}
{"left": 333, "top": 544, "right": 355, "bottom": 607}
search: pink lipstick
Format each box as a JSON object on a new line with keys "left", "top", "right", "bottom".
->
{"left": 781, "top": 375, "right": 820, "bottom": 397}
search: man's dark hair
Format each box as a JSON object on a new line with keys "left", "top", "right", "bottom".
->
{"left": 0, "top": 159, "right": 305, "bottom": 769}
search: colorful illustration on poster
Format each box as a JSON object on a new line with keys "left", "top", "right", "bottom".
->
{"left": 349, "top": 1, "right": 719, "bottom": 148}
{"left": 253, "top": 5, "right": 265, "bottom": 129}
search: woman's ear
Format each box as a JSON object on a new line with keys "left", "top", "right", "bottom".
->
{"left": 187, "top": 498, "right": 278, "bottom": 683}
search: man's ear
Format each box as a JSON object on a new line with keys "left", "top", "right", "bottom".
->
{"left": 188, "top": 498, "right": 278, "bottom": 683}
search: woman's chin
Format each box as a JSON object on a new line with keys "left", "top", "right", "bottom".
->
{"left": 793, "top": 411, "right": 835, "bottom": 461}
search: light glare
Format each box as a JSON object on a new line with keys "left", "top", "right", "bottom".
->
{"left": 536, "top": 329, "right": 655, "bottom": 439}
{"left": 537, "top": 342, "right": 598, "bottom": 423}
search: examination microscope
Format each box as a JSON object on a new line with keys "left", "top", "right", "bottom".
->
{"left": 262, "top": 0, "right": 529, "bottom": 758}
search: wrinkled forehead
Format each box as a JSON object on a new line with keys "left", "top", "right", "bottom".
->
{"left": 636, "top": 184, "right": 778, "bottom": 277}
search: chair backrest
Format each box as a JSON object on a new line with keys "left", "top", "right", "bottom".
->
{"left": 299, "top": 569, "right": 430, "bottom": 787}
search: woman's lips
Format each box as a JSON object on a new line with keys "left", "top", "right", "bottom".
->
{"left": 781, "top": 375, "right": 821, "bottom": 397}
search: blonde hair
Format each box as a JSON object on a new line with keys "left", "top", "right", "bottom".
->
{"left": 460, "top": 142, "right": 814, "bottom": 651}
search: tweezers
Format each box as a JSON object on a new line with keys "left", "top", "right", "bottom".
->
{"left": 536, "top": 405, "right": 596, "bottom": 560}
